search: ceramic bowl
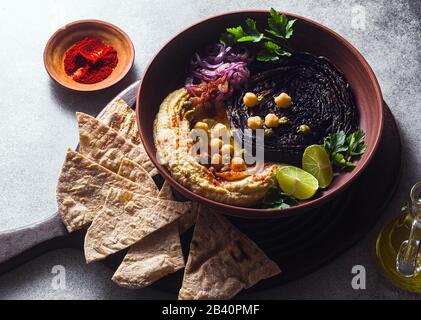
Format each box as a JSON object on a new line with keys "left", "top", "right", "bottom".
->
{"left": 44, "top": 20, "right": 134, "bottom": 92}
{"left": 137, "top": 11, "right": 384, "bottom": 219}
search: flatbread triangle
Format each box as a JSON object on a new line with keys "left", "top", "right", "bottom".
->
{"left": 112, "top": 161, "right": 186, "bottom": 288}
{"left": 77, "top": 112, "right": 156, "bottom": 175}
{"left": 99, "top": 99, "right": 142, "bottom": 145}
{"left": 84, "top": 187, "right": 191, "bottom": 263}
{"left": 56, "top": 149, "right": 157, "bottom": 232}
{"left": 179, "top": 208, "right": 281, "bottom": 300}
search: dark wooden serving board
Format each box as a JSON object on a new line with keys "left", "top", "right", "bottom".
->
{"left": 0, "top": 81, "right": 402, "bottom": 296}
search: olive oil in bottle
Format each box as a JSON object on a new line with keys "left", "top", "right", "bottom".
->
{"left": 376, "top": 181, "right": 421, "bottom": 292}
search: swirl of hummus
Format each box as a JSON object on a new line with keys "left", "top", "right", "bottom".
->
{"left": 154, "top": 88, "right": 276, "bottom": 207}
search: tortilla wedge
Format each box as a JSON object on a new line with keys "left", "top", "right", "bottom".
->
{"left": 117, "top": 162, "right": 196, "bottom": 232}
{"left": 158, "top": 180, "right": 198, "bottom": 233}
{"left": 112, "top": 222, "right": 184, "bottom": 289}
{"left": 112, "top": 177, "right": 193, "bottom": 289}
{"left": 84, "top": 187, "right": 191, "bottom": 263}
{"left": 118, "top": 158, "right": 158, "bottom": 197}
{"left": 158, "top": 179, "right": 196, "bottom": 240}
{"left": 99, "top": 99, "right": 142, "bottom": 145}
{"left": 158, "top": 180, "right": 174, "bottom": 200}
{"left": 77, "top": 112, "right": 156, "bottom": 175}
{"left": 56, "top": 149, "right": 157, "bottom": 232}
{"left": 178, "top": 208, "right": 281, "bottom": 300}
{"left": 178, "top": 202, "right": 198, "bottom": 234}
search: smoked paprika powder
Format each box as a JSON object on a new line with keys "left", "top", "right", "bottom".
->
{"left": 64, "top": 37, "right": 118, "bottom": 84}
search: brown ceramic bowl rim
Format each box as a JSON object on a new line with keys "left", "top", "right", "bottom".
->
{"left": 43, "top": 19, "right": 135, "bottom": 92}
{"left": 137, "top": 10, "right": 384, "bottom": 219}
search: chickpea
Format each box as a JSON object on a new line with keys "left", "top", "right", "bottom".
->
{"left": 243, "top": 92, "right": 259, "bottom": 108}
{"left": 211, "top": 123, "right": 229, "bottom": 139}
{"left": 247, "top": 116, "right": 263, "bottom": 130}
{"left": 231, "top": 157, "right": 247, "bottom": 172}
{"left": 279, "top": 116, "right": 289, "bottom": 125}
{"left": 202, "top": 118, "right": 217, "bottom": 129}
{"left": 264, "top": 128, "right": 273, "bottom": 137}
{"left": 196, "top": 137, "right": 208, "bottom": 149}
{"left": 265, "top": 113, "right": 279, "bottom": 128}
{"left": 182, "top": 100, "right": 193, "bottom": 110}
{"left": 221, "top": 144, "right": 234, "bottom": 157}
{"left": 210, "top": 138, "right": 223, "bottom": 151}
{"left": 194, "top": 121, "right": 209, "bottom": 132}
{"left": 235, "top": 148, "right": 247, "bottom": 158}
{"left": 196, "top": 152, "right": 209, "bottom": 165}
{"left": 274, "top": 93, "right": 292, "bottom": 109}
{"left": 211, "top": 153, "right": 223, "bottom": 170}
{"left": 297, "top": 124, "right": 311, "bottom": 135}
{"left": 221, "top": 144, "right": 234, "bottom": 164}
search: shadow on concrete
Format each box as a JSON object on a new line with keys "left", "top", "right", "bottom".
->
{"left": 48, "top": 65, "right": 140, "bottom": 116}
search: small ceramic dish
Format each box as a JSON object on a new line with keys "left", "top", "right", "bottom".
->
{"left": 44, "top": 20, "right": 134, "bottom": 92}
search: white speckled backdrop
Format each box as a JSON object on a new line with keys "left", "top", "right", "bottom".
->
{"left": 0, "top": 0, "right": 419, "bottom": 299}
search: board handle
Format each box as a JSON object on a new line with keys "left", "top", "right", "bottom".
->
{"left": 0, "top": 213, "right": 67, "bottom": 274}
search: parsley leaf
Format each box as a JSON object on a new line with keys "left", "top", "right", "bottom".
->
{"left": 257, "top": 41, "right": 291, "bottom": 62}
{"left": 224, "top": 26, "right": 246, "bottom": 43}
{"left": 322, "top": 130, "right": 367, "bottom": 170}
{"left": 323, "top": 131, "right": 348, "bottom": 155}
{"left": 221, "top": 19, "right": 263, "bottom": 44}
{"left": 332, "top": 152, "right": 354, "bottom": 168}
{"left": 220, "top": 8, "right": 296, "bottom": 62}
{"left": 262, "top": 187, "right": 298, "bottom": 209}
{"left": 347, "top": 129, "right": 367, "bottom": 156}
{"left": 266, "top": 8, "right": 297, "bottom": 40}
{"left": 285, "top": 19, "right": 297, "bottom": 39}
{"left": 239, "top": 18, "right": 264, "bottom": 43}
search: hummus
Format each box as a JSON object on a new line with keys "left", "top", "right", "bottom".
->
{"left": 154, "top": 88, "right": 276, "bottom": 207}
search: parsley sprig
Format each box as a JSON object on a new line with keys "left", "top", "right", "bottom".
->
{"left": 220, "top": 8, "right": 297, "bottom": 62}
{"left": 262, "top": 187, "right": 298, "bottom": 209}
{"left": 322, "top": 130, "right": 367, "bottom": 169}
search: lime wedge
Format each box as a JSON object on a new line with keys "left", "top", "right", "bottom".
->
{"left": 276, "top": 166, "right": 319, "bottom": 200}
{"left": 302, "top": 145, "right": 333, "bottom": 189}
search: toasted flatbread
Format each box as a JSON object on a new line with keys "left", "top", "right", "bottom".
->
{"left": 112, "top": 223, "right": 184, "bottom": 289}
{"left": 99, "top": 99, "right": 142, "bottom": 145}
{"left": 178, "top": 202, "right": 198, "bottom": 234}
{"left": 77, "top": 112, "right": 156, "bottom": 175}
{"left": 84, "top": 187, "right": 191, "bottom": 263}
{"left": 118, "top": 158, "right": 158, "bottom": 197}
{"left": 56, "top": 149, "right": 157, "bottom": 232}
{"left": 158, "top": 180, "right": 174, "bottom": 200}
{"left": 112, "top": 178, "right": 187, "bottom": 289}
{"left": 158, "top": 180, "right": 197, "bottom": 233}
{"left": 117, "top": 163, "right": 196, "bottom": 233}
{"left": 112, "top": 178, "right": 190, "bottom": 289}
{"left": 179, "top": 208, "right": 281, "bottom": 300}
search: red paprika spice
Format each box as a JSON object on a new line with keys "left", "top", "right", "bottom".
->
{"left": 63, "top": 37, "right": 118, "bottom": 84}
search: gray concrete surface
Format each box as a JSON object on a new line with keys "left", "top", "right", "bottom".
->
{"left": 0, "top": 0, "right": 420, "bottom": 299}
